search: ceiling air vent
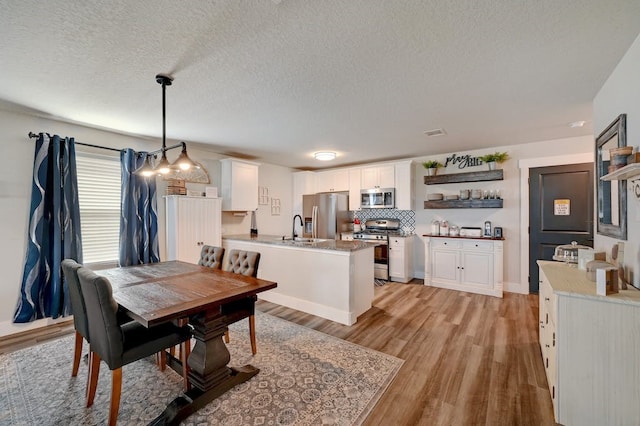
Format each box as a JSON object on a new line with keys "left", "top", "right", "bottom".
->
{"left": 423, "top": 128, "right": 447, "bottom": 137}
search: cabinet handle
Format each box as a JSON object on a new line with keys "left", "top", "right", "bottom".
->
{"left": 544, "top": 297, "right": 550, "bottom": 301}
{"left": 475, "top": 244, "right": 478, "bottom": 247}
{"left": 546, "top": 358, "right": 548, "bottom": 368}
{"left": 552, "top": 386, "right": 555, "bottom": 399}
{"left": 545, "top": 344, "right": 549, "bottom": 348}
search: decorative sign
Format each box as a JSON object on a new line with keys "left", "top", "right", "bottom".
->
{"left": 443, "top": 153, "right": 483, "bottom": 169}
{"left": 554, "top": 199, "right": 570, "bottom": 216}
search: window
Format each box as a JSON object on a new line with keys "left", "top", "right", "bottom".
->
{"left": 76, "top": 151, "right": 121, "bottom": 265}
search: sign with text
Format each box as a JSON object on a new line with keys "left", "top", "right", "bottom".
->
{"left": 444, "top": 153, "right": 483, "bottom": 169}
{"left": 554, "top": 199, "right": 570, "bottom": 216}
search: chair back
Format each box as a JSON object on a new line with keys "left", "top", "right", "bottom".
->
{"left": 198, "top": 245, "right": 225, "bottom": 269}
{"left": 62, "top": 259, "right": 89, "bottom": 340}
{"left": 77, "top": 267, "right": 124, "bottom": 368}
{"left": 224, "top": 249, "right": 260, "bottom": 278}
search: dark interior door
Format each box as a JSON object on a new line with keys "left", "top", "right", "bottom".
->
{"left": 529, "top": 163, "right": 593, "bottom": 293}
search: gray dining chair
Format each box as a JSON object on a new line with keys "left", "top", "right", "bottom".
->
{"left": 198, "top": 245, "right": 225, "bottom": 269}
{"left": 61, "top": 259, "right": 90, "bottom": 379}
{"left": 222, "top": 249, "right": 261, "bottom": 355}
{"left": 77, "top": 267, "right": 192, "bottom": 426}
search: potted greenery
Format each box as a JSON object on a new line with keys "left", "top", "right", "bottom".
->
{"left": 479, "top": 151, "right": 509, "bottom": 170}
{"left": 422, "top": 160, "right": 443, "bottom": 176}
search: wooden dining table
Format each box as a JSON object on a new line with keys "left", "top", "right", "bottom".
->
{"left": 95, "top": 260, "right": 277, "bottom": 425}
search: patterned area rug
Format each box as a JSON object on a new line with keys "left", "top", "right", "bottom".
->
{"left": 0, "top": 312, "right": 403, "bottom": 425}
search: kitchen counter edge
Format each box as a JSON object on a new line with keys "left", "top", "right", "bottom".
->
{"left": 222, "top": 234, "right": 375, "bottom": 252}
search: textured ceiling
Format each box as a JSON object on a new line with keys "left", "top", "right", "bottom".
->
{"left": 1, "top": 1, "right": 639, "bottom": 169}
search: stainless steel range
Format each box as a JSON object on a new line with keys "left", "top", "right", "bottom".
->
{"left": 353, "top": 219, "right": 401, "bottom": 281}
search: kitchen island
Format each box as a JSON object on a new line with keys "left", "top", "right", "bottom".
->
{"left": 222, "top": 234, "right": 374, "bottom": 325}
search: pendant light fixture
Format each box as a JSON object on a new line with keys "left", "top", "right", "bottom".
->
{"left": 135, "top": 73, "right": 199, "bottom": 176}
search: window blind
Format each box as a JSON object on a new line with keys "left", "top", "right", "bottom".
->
{"left": 76, "top": 152, "right": 121, "bottom": 264}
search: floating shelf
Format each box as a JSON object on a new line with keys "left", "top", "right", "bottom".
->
{"left": 424, "top": 169, "right": 503, "bottom": 185}
{"left": 600, "top": 163, "right": 640, "bottom": 181}
{"left": 424, "top": 199, "right": 503, "bottom": 209}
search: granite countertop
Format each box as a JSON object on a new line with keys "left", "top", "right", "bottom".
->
{"left": 222, "top": 234, "right": 375, "bottom": 252}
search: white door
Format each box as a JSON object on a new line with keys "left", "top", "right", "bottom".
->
{"left": 460, "top": 251, "right": 493, "bottom": 287}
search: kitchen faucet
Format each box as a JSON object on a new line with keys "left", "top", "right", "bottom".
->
{"left": 292, "top": 214, "right": 303, "bottom": 239}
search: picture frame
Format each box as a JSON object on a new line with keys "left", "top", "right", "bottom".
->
{"left": 494, "top": 227, "right": 503, "bottom": 238}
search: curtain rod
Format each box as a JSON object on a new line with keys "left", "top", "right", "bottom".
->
{"left": 28, "top": 131, "right": 123, "bottom": 153}
{"left": 27, "top": 132, "right": 185, "bottom": 156}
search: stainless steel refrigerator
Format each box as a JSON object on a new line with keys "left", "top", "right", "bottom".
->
{"left": 302, "top": 192, "right": 350, "bottom": 239}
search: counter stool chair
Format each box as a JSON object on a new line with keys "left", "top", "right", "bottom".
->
{"left": 222, "top": 249, "right": 261, "bottom": 355}
{"left": 78, "top": 267, "right": 192, "bottom": 426}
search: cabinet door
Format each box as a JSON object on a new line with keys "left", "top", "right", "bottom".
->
{"left": 221, "top": 159, "right": 259, "bottom": 211}
{"left": 361, "top": 165, "right": 395, "bottom": 189}
{"left": 167, "top": 197, "right": 222, "bottom": 263}
{"left": 348, "top": 168, "right": 361, "bottom": 210}
{"left": 394, "top": 161, "right": 413, "bottom": 210}
{"left": 431, "top": 249, "right": 459, "bottom": 282}
{"left": 293, "top": 171, "right": 316, "bottom": 214}
{"left": 389, "top": 239, "right": 404, "bottom": 278}
{"left": 316, "top": 169, "right": 349, "bottom": 192}
{"left": 460, "top": 250, "right": 493, "bottom": 286}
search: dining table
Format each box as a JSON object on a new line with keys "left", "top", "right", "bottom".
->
{"left": 95, "top": 260, "right": 277, "bottom": 425}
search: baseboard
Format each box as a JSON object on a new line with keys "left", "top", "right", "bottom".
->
{"left": 0, "top": 316, "right": 73, "bottom": 338}
{"left": 258, "top": 291, "right": 357, "bottom": 326}
{"left": 503, "top": 281, "right": 529, "bottom": 294}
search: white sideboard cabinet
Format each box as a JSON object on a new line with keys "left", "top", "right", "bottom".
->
{"left": 165, "top": 196, "right": 222, "bottom": 264}
{"left": 537, "top": 260, "right": 640, "bottom": 425}
{"left": 423, "top": 236, "right": 503, "bottom": 297}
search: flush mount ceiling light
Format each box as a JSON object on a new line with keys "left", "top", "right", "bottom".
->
{"left": 314, "top": 151, "right": 337, "bottom": 161}
{"left": 135, "top": 74, "right": 200, "bottom": 176}
{"left": 569, "top": 120, "right": 586, "bottom": 128}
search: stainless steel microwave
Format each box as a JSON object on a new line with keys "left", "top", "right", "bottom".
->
{"left": 360, "top": 188, "right": 395, "bottom": 209}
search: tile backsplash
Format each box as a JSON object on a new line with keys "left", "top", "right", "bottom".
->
{"left": 350, "top": 209, "right": 416, "bottom": 233}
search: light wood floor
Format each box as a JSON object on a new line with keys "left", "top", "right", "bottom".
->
{"left": 258, "top": 282, "right": 556, "bottom": 426}
{"left": 0, "top": 282, "right": 556, "bottom": 425}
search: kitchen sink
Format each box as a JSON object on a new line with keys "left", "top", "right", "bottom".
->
{"left": 279, "top": 237, "right": 328, "bottom": 244}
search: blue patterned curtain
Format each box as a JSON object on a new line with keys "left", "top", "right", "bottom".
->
{"left": 119, "top": 149, "right": 160, "bottom": 266}
{"left": 14, "top": 134, "right": 83, "bottom": 323}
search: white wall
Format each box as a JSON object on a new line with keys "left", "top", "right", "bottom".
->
{"left": 0, "top": 107, "right": 293, "bottom": 336}
{"left": 593, "top": 33, "right": 640, "bottom": 288}
{"left": 410, "top": 136, "right": 593, "bottom": 293}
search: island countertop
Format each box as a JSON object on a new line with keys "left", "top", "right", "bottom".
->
{"left": 222, "top": 234, "right": 375, "bottom": 252}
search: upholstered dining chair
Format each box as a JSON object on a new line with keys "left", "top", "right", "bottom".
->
{"left": 198, "top": 245, "right": 225, "bottom": 269}
{"left": 77, "top": 267, "right": 192, "bottom": 426}
{"left": 222, "top": 249, "right": 261, "bottom": 355}
{"left": 61, "top": 259, "right": 91, "bottom": 379}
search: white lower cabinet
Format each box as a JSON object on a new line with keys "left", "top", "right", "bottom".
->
{"left": 423, "top": 236, "right": 503, "bottom": 297}
{"left": 537, "top": 261, "right": 640, "bottom": 425}
{"left": 165, "top": 196, "right": 222, "bottom": 263}
{"left": 389, "top": 235, "right": 413, "bottom": 283}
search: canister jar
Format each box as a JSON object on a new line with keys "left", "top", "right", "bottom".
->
{"left": 439, "top": 220, "right": 449, "bottom": 236}
{"left": 449, "top": 225, "right": 460, "bottom": 236}
{"left": 430, "top": 220, "right": 440, "bottom": 235}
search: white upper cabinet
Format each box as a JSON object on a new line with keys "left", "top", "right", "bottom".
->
{"left": 292, "top": 171, "right": 317, "bottom": 214}
{"left": 394, "top": 161, "right": 414, "bottom": 210}
{"left": 220, "top": 158, "right": 259, "bottom": 211}
{"left": 348, "top": 168, "right": 362, "bottom": 211}
{"left": 360, "top": 165, "right": 395, "bottom": 189}
{"left": 316, "top": 169, "right": 349, "bottom": 193}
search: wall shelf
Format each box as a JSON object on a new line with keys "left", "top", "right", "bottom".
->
{"left": 424, "top": 199, "right": 503, "bottom": 209}
{"left": 424, "top": 169, "right": 503, "bottom": 185}
{"left": 600, "top": 162, "right": 640, "bottom": 181}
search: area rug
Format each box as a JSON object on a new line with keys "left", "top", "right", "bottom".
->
{"left": 0, "top": 312, "right": 403, "bottom": 425}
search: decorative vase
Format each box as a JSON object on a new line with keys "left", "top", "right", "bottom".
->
{"left": 426, "top": 167, "right": 437, "bottom": 176}
{"left": 487, "top": 161, "right": 497, "bottom": 170}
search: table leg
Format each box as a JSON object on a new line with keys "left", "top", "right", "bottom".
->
{"left": 149, "top": 309, "right": 259, "bottom": 426}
